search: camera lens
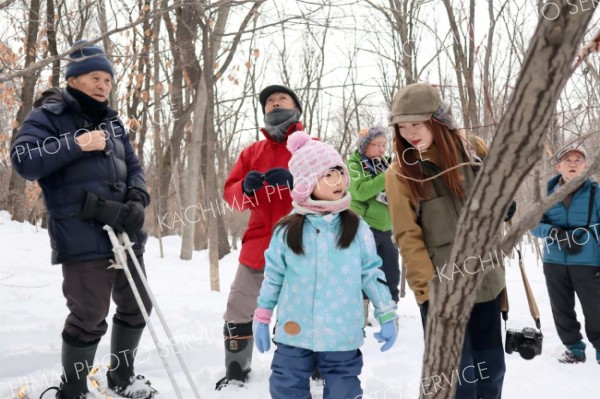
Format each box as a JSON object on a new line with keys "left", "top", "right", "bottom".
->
{"left": 518, "top": 342, "right": 537, "bottom": 360}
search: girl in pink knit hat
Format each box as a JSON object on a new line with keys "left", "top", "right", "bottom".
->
{"left": 252, "top": 131, "right": 399, "bottom": 399}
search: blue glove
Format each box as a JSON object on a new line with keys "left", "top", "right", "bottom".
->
{"left": 253, "top": 320, "right": 271, "bottom": 353}
{"left": 264, "top": 167, "right": 293, "bottom": 188}
{"left": 242, "top": 171, "right": 264, "bottom": 195}
{"left": 374, "top": 320, "right": 397, "bottom": 352}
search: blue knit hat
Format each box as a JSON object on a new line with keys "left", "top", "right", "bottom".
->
{"left": 64, "top": 40, "right": 114, "bottom": 79}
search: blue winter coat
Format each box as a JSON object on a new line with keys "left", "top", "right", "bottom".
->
{"left": 531, "top": 176, "right": 600, "bottom": 267}
{"left": 257, "top": 214, "right": 397, "bottom": 352}
{"left": 11, "top": 88, "right": 149, "bottom": 265}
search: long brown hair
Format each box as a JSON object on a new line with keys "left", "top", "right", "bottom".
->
{"left": 275, "top": 210, "right": 360, "bottom": 255}
{"left": 392, "top": 120, "right": 469, "bottom": 201}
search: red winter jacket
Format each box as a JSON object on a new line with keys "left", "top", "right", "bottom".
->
{"left": 224, "top": 122, "right": 304, "bottom": 270}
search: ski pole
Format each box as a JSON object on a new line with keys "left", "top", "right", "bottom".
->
{"left": 103, "top": 226, "right": 184, "bottom": 399}
{"left": 120, "top": 231, "right": 202, "bottom": 399}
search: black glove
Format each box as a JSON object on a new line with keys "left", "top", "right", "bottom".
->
{"left": 81, "top": 191, "right": 145, "bottom": 234}
{"left": 550, "top": 226, "right": 568, "bottom": 249}
{"left": 242, "top": 171, "right": 264, "bottom": 195}
{"left": 564, "top": 229, "right": 586, "bottom": 255}
{"left": 550, "top": 225, "right": 584, "bottom": 255}
{"left": 120, "top": 201, "right": 145, "bottom": 234}
{"left": 264, "top": 167, "right": 293, "bottom": 188}
{"left": 504, "top": 200, "right": 517, "bottom": 222}
{"left": 126, "top": 186, "right": 150, "bottom": 207}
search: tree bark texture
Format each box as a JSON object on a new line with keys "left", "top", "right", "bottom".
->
{"left": 421, "top": 3, "right": 597, "bottom": 398}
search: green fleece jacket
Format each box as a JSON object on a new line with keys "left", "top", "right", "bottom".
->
{"left": 347, "top": 151, "right": 392, "bottom": 232}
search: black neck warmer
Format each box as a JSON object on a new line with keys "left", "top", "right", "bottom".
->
{"left": 66, "top": 85, "right": 108, "bottom": 124}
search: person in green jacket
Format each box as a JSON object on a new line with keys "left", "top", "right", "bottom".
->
{"left": 348, "top": 126, "right": 400, "bottom": 311}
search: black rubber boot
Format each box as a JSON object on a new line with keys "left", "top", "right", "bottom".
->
{"left": 106, "top": 319, "right": 155, "bottom": 398}
{"left": 58, "top": 333, "right": 98, "bottom": 399}
{"left": 215, "top": 321, "right": 253, "bottom": 390}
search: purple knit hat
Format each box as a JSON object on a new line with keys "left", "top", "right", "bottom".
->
{"left": 287, "top": 131, "right": 350, "bottom": 206}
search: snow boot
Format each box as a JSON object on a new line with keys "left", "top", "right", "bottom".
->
{"left": 215, "top": 321, "right": 253, "bottom": 390}
{"left": 106, "top": 319, "right": 156, "bottom": 398}
{"left": 558, "top": 341, "right": 586, "bottom": 364}
{"left": 40, "top": 334, "right": 99, "bottom": 399}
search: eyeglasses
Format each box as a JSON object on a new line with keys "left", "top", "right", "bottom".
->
{"left": 561, "top": 158, "right": 585, "bottom": 165}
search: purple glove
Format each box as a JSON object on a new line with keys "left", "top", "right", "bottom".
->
{"left": 374, "top": 320, "right": 398, "bottom": 352}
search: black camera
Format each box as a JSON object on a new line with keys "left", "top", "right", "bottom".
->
{"left": 505, "top": 327, "right": 543, "bottom": 359}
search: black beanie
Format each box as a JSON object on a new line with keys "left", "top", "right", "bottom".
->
{"left": 64, "top": 40, "right": 114, "bottom": 79}
{"left": 259, "top": 85, "right": 302, "bottom": 115}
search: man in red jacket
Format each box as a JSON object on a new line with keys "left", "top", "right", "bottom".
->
{"left": 217, "top": 85, "right": 303, "bottom": 389}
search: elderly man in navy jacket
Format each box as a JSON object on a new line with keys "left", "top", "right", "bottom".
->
{"left": 11, "top": 41, "right": 155, "bottom": 399}
{"left": 532, "top": 144, "right": 600, "bottom": 366}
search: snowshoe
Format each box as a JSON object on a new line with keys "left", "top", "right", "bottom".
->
{"left": 558, "top": 349, "right": 586, "bottom": 364}
{"left": 107, "top": 374, "right": 157, "bottom": 399}
{"left": 38, "top": 386, "right": 88, "bottom": 399}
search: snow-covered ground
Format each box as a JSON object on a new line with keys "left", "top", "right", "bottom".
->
{"left": 0, "top": 210, "right": 597, "bottom": 399}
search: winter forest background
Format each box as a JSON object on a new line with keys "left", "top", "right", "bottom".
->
{"left": 0, "top": 0, "right": 599, "bottom": 398}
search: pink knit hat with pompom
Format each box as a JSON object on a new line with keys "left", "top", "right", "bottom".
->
{"left": 287, "top": 131, "right": 350, "bottom": 204}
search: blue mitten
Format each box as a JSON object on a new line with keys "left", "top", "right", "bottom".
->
{"left": 374, "top": 320, "right": 397, "bottom": 352}
{"left": 253, "top": 320, "right": 271, "bottom": 353}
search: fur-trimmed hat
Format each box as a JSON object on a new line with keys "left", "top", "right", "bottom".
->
{"left": 65, "top": 40, "right": 114, "bottom": 79}
{"left": 358, "top": 126, "right": 387, "bottom": 155}
{"left": 259, "top": 85, "right": 302, "bottom": 115}
{"left": 287, "top": 131, "right": 349, "bottom": 205}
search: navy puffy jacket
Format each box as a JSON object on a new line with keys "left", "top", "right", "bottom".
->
{"left": 11, "top": 88, "right": 149, "bottom": 264}
{"left": 531, "top": 176, "right": 600, "bottom": 267}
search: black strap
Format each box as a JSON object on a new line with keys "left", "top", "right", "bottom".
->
{"left": 587, "top": 182, "right": 596, "bottom": 228}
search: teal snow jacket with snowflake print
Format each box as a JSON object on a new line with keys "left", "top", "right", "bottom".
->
{"left": 257, "top": 213, "right": 397, "bottom": 352}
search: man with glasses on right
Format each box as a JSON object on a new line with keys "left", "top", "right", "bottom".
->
{"left": 532, "top": 144, "right": 600, "bottom": 365}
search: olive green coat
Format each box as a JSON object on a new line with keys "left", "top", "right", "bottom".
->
{"left": 385, "top": 141, "right": 505, "bottom": 304}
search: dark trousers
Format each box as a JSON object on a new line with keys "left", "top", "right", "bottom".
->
{"left": 62, "top": 256, "right": 152, "bottom": 343}
{"left": 543, "top": 263, "right": 600, "bottom": 350}
{"left": 420, "top": 297, "right": 505, "bottom": 399}
{"left": 270, "top": 343, "right": 363, "bottom": 399}
{"left": 371, "top": 228, "right": 400, "bottom": 302}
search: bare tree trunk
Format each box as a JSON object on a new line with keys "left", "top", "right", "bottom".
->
{"left": 46, "top": 0, "right": 60, "bottom": 87}
{"left": 151, "top": 0, "right": 164, "bottom": 257}
{"left": 421, "top": 3, "right": 597, "bottom": 398}
{"left": 442, "top": 0, "right": 479, "bottom": 130}
{"left": 5, "top": 0, "right": 41, "bottom": 221}
{"left": 97, "top": 0, "right": 117, "bottom": 107}
{"left": 180, "top": 77, "right": 206, "bottom": 260}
